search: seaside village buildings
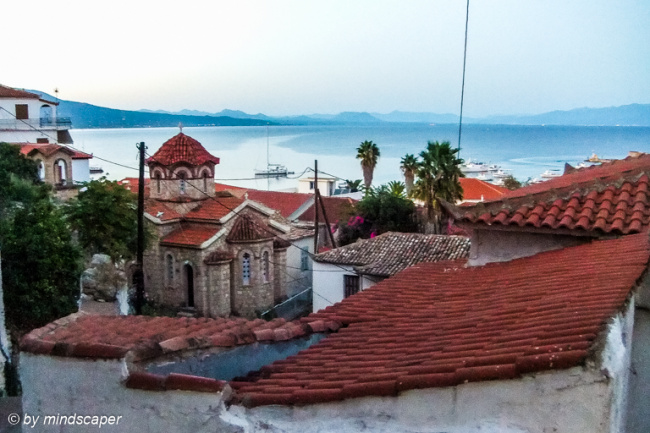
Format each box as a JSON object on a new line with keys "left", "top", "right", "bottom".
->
{"left": 17, "top": 150, "right": 650, "bottom": 432}
{"left": 0, "top": 84, "right": 92, "bottom": 198}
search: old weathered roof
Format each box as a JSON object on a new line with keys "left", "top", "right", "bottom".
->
{"left": 146, "top": 133, "right": 220, "bottom": 167}
{"left": 231, "top": 233, "right": 649, "bottom": 406}
{"left": 20, "top": 234, "right": 650, "bottom": 406}
{"left": 452, "top": 153, "right": 650, "bottom": 235}
{"left": 0, "top": 84, "right": 41, "bottom": 99}
{"left": 314, "top": 232, "right": 470, "bottom": 277}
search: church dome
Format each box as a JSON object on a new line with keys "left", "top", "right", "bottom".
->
{"left": 146, "top": 133, "right": 220, "bottom": 166}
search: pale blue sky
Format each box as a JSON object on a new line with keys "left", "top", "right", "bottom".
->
{"left": 5, "top": 0, "right": 649, "bottom": 117}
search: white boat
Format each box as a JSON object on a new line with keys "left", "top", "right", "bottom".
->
{"left": 492, "top": 169, "right": 512, "bottom": 178}
{"left": 477, "top": 173, "right": 494, "bottom": 182}
{"left": 540, "top": 169, "right": 562, "bottom": 179}
{"left": 461, "top": 160, "right": 490, "bottom": 173}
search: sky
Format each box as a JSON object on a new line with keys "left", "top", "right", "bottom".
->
{"left": 4, "top": 0, "right": 650, "bottom": 117}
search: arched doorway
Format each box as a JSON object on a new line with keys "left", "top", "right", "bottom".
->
{"left": 40, "top": 105, "right": 53, "bottom": 126}
{"left": 184, "top": 263, "right": 195, "bottom": 308}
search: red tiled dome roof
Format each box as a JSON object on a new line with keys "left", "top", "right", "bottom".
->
{"left": 146, "top": 133, "right": 220, "bottom": 166}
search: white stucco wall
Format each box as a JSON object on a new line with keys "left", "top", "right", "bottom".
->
{"left": 72, "top": 159, "right": 91, "bottom": 184}
{"left": 312, "top": 262, "right": 353, "bottom": 313}
{"left": 468, "top": 229, "right": 589, "bottom": 266}
{"left": 312, "top": 262, "right": 382, "bottom": 312}
{"left": 0, "top": 96, "right": 66, "bottom": 144}
{"left": 20, "top": 354, "right": 238, "bottom": 433}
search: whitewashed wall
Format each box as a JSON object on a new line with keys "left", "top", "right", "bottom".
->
{"left": 312, "top": 262, "right": 384, "bottom": 312}
{"left": 72, "top": 159, "right": 91, "bottom": 184}
{"left": 0, "top": 96, "right": 61, "bottom": 143}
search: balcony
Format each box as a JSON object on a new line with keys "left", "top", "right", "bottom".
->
{"left": 0, "top": 117, "right": 72, "bottom": 131}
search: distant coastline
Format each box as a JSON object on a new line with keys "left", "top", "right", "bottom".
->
{"left": 28, "top": 89, "right": 650, "bottom": 129}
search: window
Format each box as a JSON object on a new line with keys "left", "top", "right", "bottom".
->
{"left": 262, "top": 251, "right": 270, "bottom": 282}
{"left": 202, "top": 170, "right": 210, "bottom": 192}
{"left": 54, "top": 159, "right": 67, "bottom": 185}
{"left": 300, "top": 249, "right": 309, "bottom": 271}
{"left": 309, "top": 181, "right": 315, "bottom": 190}
{"left": 242, "top": 253, "right": 251, "bottom": 285}
{"left": 344, "top": 275, "right": 360, "bottom": 298}
{"left": 156, "top": 173, "right": 162, "bottom": 194}
{"left": 36, "top": 138, "right": 49, "bottom": 144}
{"left": 166, "top": 254, "right": 174, "bottom": 284}
{"left": 15, "top": 104, "right": 28, "bottom": 120}
{"left": 178, "top": 172, "right": 186, "bottom": 194}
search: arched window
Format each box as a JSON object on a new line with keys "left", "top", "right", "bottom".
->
{"left": 166, "top": 254, "right": 174, "bottom": 285}
{"left": 178, "top": 172, "right": 186, "bottom": 194}
{"left": 242, "top": 253, "right": 251, "bottom": 285}
{"left": 202, "top": 170, "right": 210, "bottom": 192}
{"left": 37, "top": 160, "right": 45, "bottom": 181}
{"left": 54, "top": 159, "right": 67, "bottom": 185}
{"left": 262, "top": 251, "right": 270, "bottom": 283}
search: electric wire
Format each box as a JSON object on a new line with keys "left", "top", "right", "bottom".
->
{"left": 457, "top": 0, "right": 471, "bottom": 154}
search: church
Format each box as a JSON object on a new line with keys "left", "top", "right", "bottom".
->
{"left": 141, "top": 132, "right": 306, "bottom": 319}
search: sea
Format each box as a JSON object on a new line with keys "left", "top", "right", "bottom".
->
{"left": 70, "top": 123, "right": 650, "bottom": 191}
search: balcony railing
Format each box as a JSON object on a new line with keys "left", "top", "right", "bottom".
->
{"left": 0, "top": 117, "right": 72, "bottom": 130}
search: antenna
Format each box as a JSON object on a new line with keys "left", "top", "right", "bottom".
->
{"left": 54, "top": 88, "right": 59, "bottom": 104}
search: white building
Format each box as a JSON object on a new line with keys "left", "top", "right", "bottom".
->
{"left": 0, "top": 84, "right": 73, "bottom": 145}
{"left": 297, "top": 175, "right": 337, "bottom": 196}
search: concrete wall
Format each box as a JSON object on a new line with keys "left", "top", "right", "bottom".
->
{"left": 469, "top": 229, "right": 590, "bottom": 266}
{"left": 72, "top": 158, "right": 90, "bottom": 184}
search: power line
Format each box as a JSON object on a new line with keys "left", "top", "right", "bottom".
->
{"left": 457, "top": 0, "right": 471, "bottom": 155}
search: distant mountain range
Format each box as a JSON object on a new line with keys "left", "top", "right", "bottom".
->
{"left": 29, "top": 90, "right": 650, "bottom": 128}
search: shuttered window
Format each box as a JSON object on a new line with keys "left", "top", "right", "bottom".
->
{"left": 344, "top": 275, "right": 360, "bottom": 298}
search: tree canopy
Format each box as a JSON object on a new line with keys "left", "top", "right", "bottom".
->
{"left": 400, "top": 153, "right": 418, "bottom": 196}
{"left": 65, "top": 178, "right": 148, "bottom": 262}
{"left": 356, "top": 140, "right": 380, "bottom": 190}
{"left": 411, "top": 141, "right": 464, "bottom": 219}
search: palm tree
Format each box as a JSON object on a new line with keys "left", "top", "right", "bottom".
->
{"left": 356, "top": 140, "right": 380, "bottom": 191}
{"left": 387, "top": 181, "right": 406, "bottom": 198}
{"left": 412, "top": 141, "right": 464, "bottom": 220}
{"left": 344, "top": 179, "right": 363, "bottom": 193}
{"left": 400, "top": 153, "right": 418, "bottom": 196}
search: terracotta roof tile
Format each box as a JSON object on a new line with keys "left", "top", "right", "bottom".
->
{"left": 452, "top": 154, "right": 650, "bottom": 235}
{"left": 314, "top": 232, "right": 470, "bottom": 277}
{"left": 0, "top": 85, "right": 41, "bottom": 99}
{"left": 227, "top": 214, "right": 275, "bottom": 243}
{"left": 146, "top": 133, "right": 220, "bottom": 166}
{"left": 232, "top": 233, "right": 649, "bottom": 406}
{"left": 458, "top": 177, "right": 509, "bottom": 202}
{"left": 160, "top": 224, "right": 220, "bottom": 248}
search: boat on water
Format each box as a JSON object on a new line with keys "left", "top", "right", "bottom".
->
{"left": 540, "top": 169, "right": 562, "bottom": 179}
{"left": 492, "top": 169, "right": 512, "bottom": 178}
{"left": 461, "top": 160, "right": 490, "bottom": 173}
{"left": 255, "top": 164, "right": 294, "bottom": 178}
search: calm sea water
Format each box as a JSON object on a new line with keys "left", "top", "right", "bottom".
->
{"left": 70, "top": 124, "right": 650, "bottom": 190}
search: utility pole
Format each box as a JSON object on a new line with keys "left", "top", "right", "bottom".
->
{"left": 135, "top": 142, "right": 146, "bottom": 314}
{"left": 313, "top": 160, "right": 319, "bottom": 253}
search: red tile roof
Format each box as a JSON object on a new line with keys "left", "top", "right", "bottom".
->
{"left": 160, "top": 224, "right": 221, "bottom": 248}
{"left": 451, "top": 154, "right": 650, "bottom": 235}
{"left": 183, "top": 195, "right": 245, "bottom": 222}
{"left": 0, "top": 84, "right": 41, "bottom": 99}
{"left": 244, "top": 190, "right": 313, "bottom": 218}
{"left": 21, "top": 315, "right": 320, "bottom": 363}
{"left": 146, "top": 133, "right": 220, "bottom": 166}
{"left": 19, "top": 143, "right": 75, "bottom": 158}
{"left": 227, "top": 215, "right": 275, "bottom": 243}
{"left": 231, "top": 233, "right": 649, "bottom": 406}
{"left": 298, "top": 196, "right": 356, "bottom": 223}
{"left": 459, "top": 177, "right": 509, "bottom": 202}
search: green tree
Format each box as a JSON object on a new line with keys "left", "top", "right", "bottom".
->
{"left": 1, "top": 200, "right": 82, "bottom": 331}
{"left": 344, "top": 179, "right": 363, "bottom": 193}
{"left": 0, "top": 143, "right": 82, "bottom": 332}
{"left": 502, "top": 174, "right": 522, "bottom": 190}
{"left": 65, "top": 178, "right": 148, "bottom": 262}
{"left": 400, "top": 153, "right": 418, "bottom": 196}
{"left": 386, "top": 180, "right": 406, "bottom": 198}
{"left": 356, "top": 140, "right": 380, "bottom": 191}
{"left": 412, "top": 141, "right": 464, "bottom": 220}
